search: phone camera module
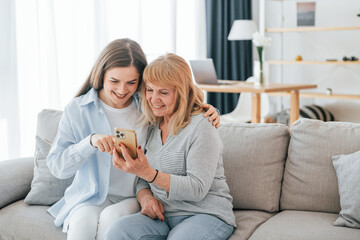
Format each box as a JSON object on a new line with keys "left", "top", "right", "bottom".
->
{"left": 119, "top": 131, "right": 126, "bottom": 140}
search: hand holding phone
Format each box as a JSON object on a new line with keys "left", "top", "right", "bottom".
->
{"left": 113, "top": 128, "right": 138, "bottom": 159}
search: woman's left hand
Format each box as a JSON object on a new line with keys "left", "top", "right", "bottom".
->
{"left": 202, "top": 103, "right": 220, "bottom": 128}
{"left": 138, "top": 189, "right": 165, "bottom": 221}
{"left": 112, "top": 145, "right": 156, "bottom": 181}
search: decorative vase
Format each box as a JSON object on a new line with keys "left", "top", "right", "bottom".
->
{"left": 254, "top": 60, "right": 269, "bottom": 87}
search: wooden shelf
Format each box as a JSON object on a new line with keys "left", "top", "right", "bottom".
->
{"left": 268, "top": 60, "right": 360, "bottom": 65}
{"left": 269, "top": 92, "right": 360, "bottom": 100}
{"left": 266, "top": 26, "right": 360, "bottom": 33}
{"left": 262, "top": 4, "right": 360, "bottom": 103}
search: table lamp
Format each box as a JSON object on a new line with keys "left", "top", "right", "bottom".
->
{"left": 228, "top": 20, "right": 258, "bottom": 41}
{"left": 228, "top": 20, "right": 269, "bottom": 86}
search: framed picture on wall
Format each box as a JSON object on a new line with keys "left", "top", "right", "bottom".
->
{"left": 297, "top": 2, "right": 316, "bottom": 26}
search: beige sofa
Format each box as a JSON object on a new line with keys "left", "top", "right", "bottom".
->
{"left": 1, "top": 109, "right": 360, "bottom": 240}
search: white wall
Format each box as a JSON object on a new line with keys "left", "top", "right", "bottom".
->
{"left": 255, "top": 0, "right": 360, "bottom": 122}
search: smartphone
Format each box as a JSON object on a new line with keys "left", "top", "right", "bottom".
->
{"left": 113, "top": 128, "right": 138, "bottom": 159}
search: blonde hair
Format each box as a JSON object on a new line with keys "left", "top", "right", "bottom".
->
{"left": 141, "top": 53, "right": 204, "bottom": 135}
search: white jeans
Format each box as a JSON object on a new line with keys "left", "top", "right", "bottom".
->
{"left": 66, "top": 197, "right": 140, "bottom": 240}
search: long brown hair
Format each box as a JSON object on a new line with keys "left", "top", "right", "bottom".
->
{"left": 75, "top": 38, "right": 147, "bottom": 97}
{"left": 140, "top": 53, "right": 204, "bottom": 135}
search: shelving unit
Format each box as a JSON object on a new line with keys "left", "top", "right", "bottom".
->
{"left": 269, "top": 60, "right": 360, "bottom": 65}
{"left": 266, "top": 26, "right": 360, "bottom": 32}
{"left": 269, "top": 92, "right": 360, "bottom": 100}
{"left": 260, "top": 0, "right": 360, "bottom": 101}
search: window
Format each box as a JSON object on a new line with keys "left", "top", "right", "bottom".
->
{"left": 1, "top": 0, "right": 206, "bottom": 160}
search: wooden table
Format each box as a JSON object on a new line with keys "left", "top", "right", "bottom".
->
{"left": 198, "top": 80, "right": 317, "bottom": 126}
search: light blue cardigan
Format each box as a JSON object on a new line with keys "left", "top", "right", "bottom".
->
{"left": 46, "top": 88, "right": 141, "bottom": 232}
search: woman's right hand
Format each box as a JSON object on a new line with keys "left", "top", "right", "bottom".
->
{"left": 90, "top": 134, "right": 114, "bottom": 154}
{"left": 138, "top": 189, "right": 164, "bottom": 221}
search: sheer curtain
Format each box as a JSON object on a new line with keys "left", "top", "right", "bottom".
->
{"left": 1, "top": 0, "right": 207, "bottom": 161}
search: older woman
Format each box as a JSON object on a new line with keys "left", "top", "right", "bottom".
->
{"left": 107, "top": 53, "right": 235, "bottom": 240}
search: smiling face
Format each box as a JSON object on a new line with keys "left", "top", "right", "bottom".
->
{"left": 99, "top": 66, "right": 139, "bottom": 109}
{"left": 145, "top": 82, "right": 176, "bottom": 121}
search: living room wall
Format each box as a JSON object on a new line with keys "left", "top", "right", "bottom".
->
{"left": 252, "top": 0, "right": 360, "bottom": 122}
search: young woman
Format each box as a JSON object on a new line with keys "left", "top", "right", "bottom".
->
{"left": 46, "top": 39, "right": 220, "bottom": 240}
{"left": 106, "top": 53, "right": 235, "bottom": 240}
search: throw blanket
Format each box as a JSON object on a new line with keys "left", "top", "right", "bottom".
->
{"left": 266, "top": 105, "right": 335, "bottom": 126}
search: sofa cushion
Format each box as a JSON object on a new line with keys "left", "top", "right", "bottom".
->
{"left": 229, "top": 210, "right": 276, "bottom": 240}
{"left": 332, "top": 150, "right": 360, "bottom": 229}
{"left": 219, "top": 122, "right": 290, "bottom": 212}
{"left": 24, "top": 109, "right": 74, "bottom": 205}
{"left": 0, "top": 157, "right": 34, "bottom": 209}
{"left": 280, "top": 119, "right": 360, "bottom": 213}
{"left": 36, "top": 109, "right": 64, "bottom": 143}
{"left": 0, "top": 200, "right": 66, "bottom": 240}
{"left": 248, "top": 210, "right": 360, "bottom": 240}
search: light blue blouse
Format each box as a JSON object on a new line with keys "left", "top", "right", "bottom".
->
{"left": 46, "top": 88, "right": 141, "bottom": 232}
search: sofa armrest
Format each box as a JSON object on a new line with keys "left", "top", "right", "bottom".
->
{"left": 0, "top": 157, "right": 33, "bottom": 209}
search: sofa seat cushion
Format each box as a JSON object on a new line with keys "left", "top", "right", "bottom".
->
{"left": 0, "top": 200, "right": 66, "bottom": 240}
{"left": 249, "top": 210, "right": 360, "bottom": 240}
{"left": 219, "top": 122, "right": 290, "bottom": 212}
{"left": 229, "top": 210, "right": 276, "bottom": 240}
{"left": 281, "top": 119, "right": 360, "bottom": 213}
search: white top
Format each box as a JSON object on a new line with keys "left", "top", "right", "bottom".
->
{"left": 100, "top": 98, "right": 147, "bottom": 200}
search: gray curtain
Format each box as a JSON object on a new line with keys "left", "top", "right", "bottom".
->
{"left": 205, "top": 0, "right": 253, "bottom": 114}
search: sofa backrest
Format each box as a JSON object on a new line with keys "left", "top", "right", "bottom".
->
{"left": 219, "top": 122, "right": 290, "bottom": 212}
{"left": 37, "top": 109, "right": 63, "bottom": 143}
{"left": 38, "top": 109, "right": 292, "bottom": 213}
{"left": 280, "top": 118, "right": 360, "bottom": 213}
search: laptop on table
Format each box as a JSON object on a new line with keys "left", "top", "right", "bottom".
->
{"left": 189, "top": 58, "right": 237, "bottom": 85}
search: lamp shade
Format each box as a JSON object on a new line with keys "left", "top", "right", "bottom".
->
{"left": 228, "top": 20, "right": 258, "bottom": 40}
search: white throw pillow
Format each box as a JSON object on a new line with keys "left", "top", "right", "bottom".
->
{"left": 24, "top": 109, "right": 74, "bottom": 205}
{"left": 24, "top": 136, "right": 73, "bottom": 205}
{"left": 332, "top": 150, "right": 360, "bottom": 229}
